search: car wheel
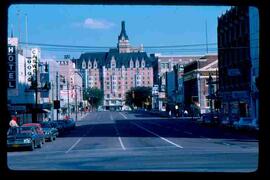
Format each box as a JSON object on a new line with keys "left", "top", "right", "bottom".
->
{"left": 49, "top": 136, "right": 53, "bottom": 142}
{"left": 37, "top": 140, "right": 42, "bottom": 148}
{"left": 29, "top": 141, "right": 35, "bottom": 151}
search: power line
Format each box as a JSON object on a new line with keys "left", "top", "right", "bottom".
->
{"left": 19, "top": 41, "right": 217, "bottom": 49}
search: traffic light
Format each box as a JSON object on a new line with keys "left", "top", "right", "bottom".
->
{"left": 214, "top": 99, "right": 221, "bottom": 109}
{"left": 54, "top": 100, "right": 60, "bottom": 109}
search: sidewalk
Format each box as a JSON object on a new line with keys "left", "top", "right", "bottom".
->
{"left": 69, "top": 112, "right": 88, "bottom": 121}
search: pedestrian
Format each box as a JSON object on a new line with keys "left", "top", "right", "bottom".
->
{"left": 184, "top": 110, "right": 188, "bottom": 117}
{"left": 9, "top": 116, "right": 19, "bottom": 127}
{"left": 169, "top": 110, "right": 172, "bottom": 117}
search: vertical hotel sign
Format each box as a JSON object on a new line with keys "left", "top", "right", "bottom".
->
{"left": 26, "top": 48, "right": 40, "bottom": 83}
{"left": 7, "top": 46, "right": 16, "bottom": 88}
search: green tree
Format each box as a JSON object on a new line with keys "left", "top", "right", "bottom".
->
{"left": 125, "top": 87, "right": 152, "bottom": 109}
{"left": 83, "top": 87, "right": 104, "bottom": 110}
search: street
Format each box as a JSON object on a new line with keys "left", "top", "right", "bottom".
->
{"left": 8, "top": 111, "right": 258, "bottom": 172}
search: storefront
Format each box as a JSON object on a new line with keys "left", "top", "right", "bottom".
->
{"left": 221, "top": 91, "right": 251, "bottom": 123}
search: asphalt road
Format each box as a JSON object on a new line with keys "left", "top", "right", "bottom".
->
{"left": 7, "top": 111, "right": 258, "bottom": 172}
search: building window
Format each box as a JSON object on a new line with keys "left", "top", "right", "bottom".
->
{"left": 136, "top": 60, "right": 140, "bottom": 68}
{"left": 118, "top": 94, "right": 121, "bottom": 98}
{"left": 107, "top": 94, "right": 110, "bottom": 98}
{"left": 130, "top": 60, "right": 134, "bottom": 68}
{"left": 88, "top": 61, "right": 92, "bottom": 69}
{"left": 82, "top": 60, "right": 86, "bottom": 69}
{"left": 141, "top": 60, "right": 145, "bottom": 68}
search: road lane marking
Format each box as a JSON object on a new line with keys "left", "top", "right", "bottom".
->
{"left": 131, "top": 122, "right": 183, "bottom": 149}
{"left": 200, "top": 136, "right": 211, "bottom": 140}
{"left": 222, "top": 142, "right": 231, "bottom": 146}
{"left": 111, "top": 114, "right": 126, "bottom": 150}
{"left": 119, "top": 112, "right": 128, "bottom": 119}
{"left": 184, "top": 131, "right": 193, "bottom": 135}
{"left": 65, "top": 138, "right": 82, "bottom": 153}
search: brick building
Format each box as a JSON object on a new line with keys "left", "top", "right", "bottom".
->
{"left": 218, "top": 6, "right": 251, "bottom": 123}
{"left": 75, "top": 21, "right": 155, "bottom": 110}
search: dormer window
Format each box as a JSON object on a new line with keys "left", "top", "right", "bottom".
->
{"left": 141, "top": 59, "right": 145, "bottom": 68}
{"left": 82, "top": 60, "right": 86, "bottom": 69}
{"left": 94, "top": 60, "right": 97, "bottom": 69}
{"left": 111, "top": 56, "right": 116, "bottom": 68}
{"left": 130, "top": 59, "right": 134, "bottom": 68}
{"left": 135, "top": 59, "right": 140, "bottom": 68}
{"left": 88, "top": 60, "right": 92, "bottom": 69}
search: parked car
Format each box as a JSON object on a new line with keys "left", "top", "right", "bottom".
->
{"left": 220, "top": 117, "right": 234, "bottom": 128}
{"left": 233, "top": 117, "right": 255, "bottom": 130}
{"left": 67, "top": 118, "right": 76, "bottom": 130}
{"left": 22, "top": 123, "right": 46, "bottom": 144}
{"left": 251, "top": 119, "right": 259, "bottom": 131}
{"left": 200, "top": 113, "right": 220, "bottom": 126}
{"left": 40, "top": 122, "right": 59, "bottom": 141}
{"left": 54, "top": 120, "right": 67, "bottom": 135}
{"left": 7, "top": 126, "right": 43, "bottom": 151}
{"left": 49, "top": 121, "right": 65, "bottom": 135}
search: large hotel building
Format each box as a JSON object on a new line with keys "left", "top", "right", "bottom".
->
{"left": 74, "top": 21, "right": 155, "bottom": 110}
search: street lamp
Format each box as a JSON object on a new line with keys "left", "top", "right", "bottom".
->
{"left": 73, "top": 85, "right": 82, "bottom": 121}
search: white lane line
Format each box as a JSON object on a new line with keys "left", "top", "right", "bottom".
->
{"left": 111, "top": 114, "right": 126, "bottom": 150}
{"left": 222, "top": 142, "right": 231, "bottom": 146}
{"left": 65, "top": 138, "right": 82, "bottom": 153}
{"left": 131, "top": 122, "right": 183, "bottom": 149}
{"left": 119, "top": 112, "right": 128, "bottom": 119}
{"left": 200, "top": 136, "right": 211, "bottom": 140}
{"left": 184, "top": 131, "right": 193, "bottom": 135}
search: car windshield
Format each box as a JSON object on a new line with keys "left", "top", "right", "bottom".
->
{"left": 41, "top": 123, "right": 51, "bottom": 128}
{"left": 8, "top": 127, "right": 33, "bottom": 135}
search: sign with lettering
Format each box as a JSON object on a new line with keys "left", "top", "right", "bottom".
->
{"left": 26, "top": 48, "right": 40, "bottom": 84}
{"left": 7, "top": 46, "right": 16, "bottom": 88}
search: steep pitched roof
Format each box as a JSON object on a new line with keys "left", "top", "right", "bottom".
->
{"left": 76, "top": 49, "right": 155, "bottom": 69}
{"left": 76, "top": 52, "right": 108, "bottom": 69}
{"left": 118, "top": 21, "right": 129, "bottom": 40}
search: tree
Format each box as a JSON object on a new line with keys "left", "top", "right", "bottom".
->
{"left": 83, "top": 87, "right": 104, "bottom": 110}
{"left": 125, "top": 87, "right": 152, "bottom": 109}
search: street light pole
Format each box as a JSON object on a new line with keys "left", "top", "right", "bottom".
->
{"left": 75, "top": 87, "right": 77, "bottom": 121}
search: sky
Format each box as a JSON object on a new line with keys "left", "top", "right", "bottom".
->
{"left": 8, "top": 5, "right": 231, "bottom": 59}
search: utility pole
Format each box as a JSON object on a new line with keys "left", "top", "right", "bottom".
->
{"left": 51, "top": 82, "right": 54, "bottom": 121}
{"left": 32, "top": 55, "right": 38, "bottom": 123}
{"left": 75, "top": 88, "right": 78, "bottom": 121}
{"left": 16, "top": 10, "right": 21, "bottom": 50}
{"left": 25, "top": 13, "right": 28, "bottom": 56}
{"left": 205, "top": 20, "right": 208, "bottom": 54}
{"left": 67, "top": 80, "right": 70, "bottom": 117}
{"left": 56, "top": 72, "right": 59, "bottom": 120}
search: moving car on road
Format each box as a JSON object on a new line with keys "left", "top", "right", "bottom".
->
{"left": 7, "top": 126, "right": 43, "bottom": 151}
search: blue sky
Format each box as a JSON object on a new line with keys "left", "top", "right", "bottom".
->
{"left": 8, "top": 5, "right": 230, "bottom": 58}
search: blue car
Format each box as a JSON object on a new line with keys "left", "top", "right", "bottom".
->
{"left": 7, "top": 126, "right": 43, "bottom": 151}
